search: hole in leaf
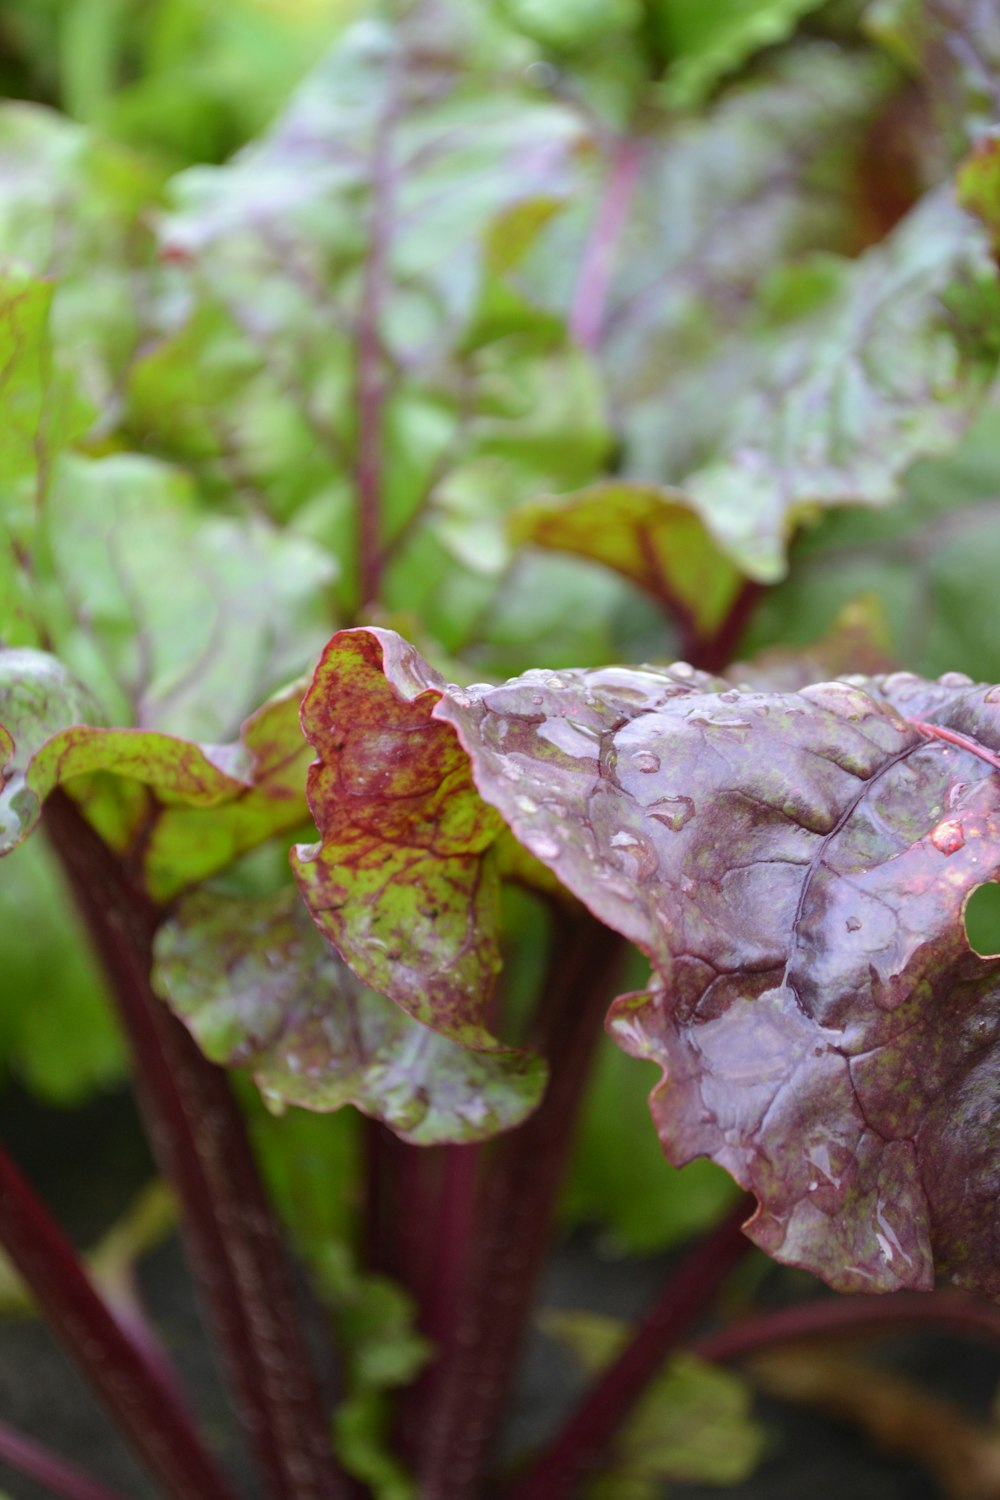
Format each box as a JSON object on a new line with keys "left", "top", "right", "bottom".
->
{"left": 964, "top": 883, "right": 1000, "bottom": 957}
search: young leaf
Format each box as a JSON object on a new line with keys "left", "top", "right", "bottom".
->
{"left": 329, "top": 626, "right": 1000, "bottom": 1298}
{"left": 153, "top": 886, "right": 545, "bottom": 1142}
{"left": 543, "top": 1312, "right": 764, "bottom": 1495}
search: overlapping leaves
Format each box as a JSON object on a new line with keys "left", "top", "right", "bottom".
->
{"left": 297, "top": 627, "right": 1000, "bottom": 1298}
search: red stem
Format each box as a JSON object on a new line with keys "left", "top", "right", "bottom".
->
{"left": 43, "top": 790, "right": 345, "bottom": 1500}
{"left": 0, "top": 1147, "right": 239, "bottom": 1500}
{"left": 0, "top": 1420, "right": 131, "bottom": 1500}
{"left": 691, "top": 579, "right": 766, "bottom": 675}
{"left": 505, "top": 1195, "right": 755, "bottom": 1500}
{"left": 908, "top": 718, "right": 1000, "bottom": 773}
{"left": 570, "top": 136, "right": 645, "bottom": 351}
{"left": 354, "top": 73, "right": 399, "bottom": 612}
{"left": 413, "top": 914, "right": 627, "bottom": 1500}
{"left": 693, "top": 1286, "right": 1000, "bottom": 1364}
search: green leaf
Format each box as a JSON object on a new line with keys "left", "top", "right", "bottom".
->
{"left": 654, "top": 0, "right": 830, "bottom": 107}
{"left": 142, "top": 678, "right": 314, "bottom": 901}
{"left": 742, "top": 404, "right": 1000, "bottom": 685}
{"left": 671, "top": 190, "right": 999, "bottom": 580}
{"left": 0, "top": 836, "right": 124, "bottom": 1101}
{"left": 153, "top": 885, "right": 546, "bottom": 1142}
{"left": 35, "top": 452, "right": 337, "bottom": 741}
{"left": 543, "top": 1311, "right": 764, "bottom": 1493}
{"left": 0, "top": 270, "right": 92, "bottom": 493}
{"left": 291, "top": 631, "right": 546, "bottom": 1118}
{"left": 510, "top": 482, "right": 746, "bottom": 641}
{"left": 132, "top": 14, "right": 605, "bottom": 616}
{"left": 0, "top": 645, "right": 249, "bottom": 855}
{"left": 0, "top": 104, "right": 160, "bottom": 417}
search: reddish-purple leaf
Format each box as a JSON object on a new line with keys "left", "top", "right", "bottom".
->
{"left": 291, "top": 632, "right": 542, "bottom": 1093}
{"left": 318, "top": 628, "right": 1000, "bottom": 1297}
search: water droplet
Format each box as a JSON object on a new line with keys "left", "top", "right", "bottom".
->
{"left": 531, "top": 693, "right": 544, "bottom": 706}
{"left": 808, "top": 1180, "right": 819, "bottom": 1193}
{"left": 521, "top": 829, "right": 561, "bottom": 861}
{"left": 670, "top": 662, "right": 694, "bottom": 679}
{"left": 986, "top": 686, "right": 1000, "bottom": 704}
{"left": 649, "top": 795, "right": 695, "bottom": 832}
{"left": 450, "top": 690, "right": 472, "bottom": 709}
{"left": 940, "top": 671, "right": 973, "bottom": 687}
{"left": 516, "top": 795, "right": 539, "bottom": 814}
{"left": 931, "top": 818, "right": 965, "bottom": 856}
{"left": 947, "top": 781, "right": 968, "bottom": 810}
{"left": 846, "top": 916, "right": 862, "bottom": 932}
{"left": 720, "top": 690, "right": 741, "bottom": 703}
{"left": 632, "top": 750, "right": 661, "bottom": 774}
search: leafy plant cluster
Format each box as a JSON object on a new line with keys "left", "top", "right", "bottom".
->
{"left": 3, "top": 1, "right": 1000, "bottom": 1497}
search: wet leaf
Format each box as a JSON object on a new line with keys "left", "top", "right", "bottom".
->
{"left": 291, "top": 631, "right": 541, "bottom": 1088}
{"left": 153, "top": 886, "right": 545, "bottom": 1142}
{"left": 338, "top": 626, "right": 1000, "bottom": 1297}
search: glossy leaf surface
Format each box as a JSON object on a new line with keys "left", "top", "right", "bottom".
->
{"left": 319, "top": 627, "right": 1000, "bottom": 1297}
{"left": 154, "top": 887, "right": 545, "bottom": 1142}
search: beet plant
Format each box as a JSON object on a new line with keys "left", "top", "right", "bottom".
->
{"left": 3, "top": 2, "right": 1000, "bottom": 1498}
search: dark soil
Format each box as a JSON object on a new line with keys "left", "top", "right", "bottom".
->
{"left": 1, "top": 1085, "right": 997, "bottom": 1500}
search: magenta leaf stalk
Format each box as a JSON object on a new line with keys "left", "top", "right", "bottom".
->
{"left": 504, "top": 1195, "right": 755, "bottom": 1500}
{"left": 0, "top": 1144, "right": 240, "bottom": 1500}
{"left": 570, "top": 135, "right": 645, "bottom": 351}
{"left": 693, "top": 1286, "right": 1000, "bottom": 1364}
{"left": 411, "top": 913, "right": 627, "bottom": 1500}
{"left": 0, "top": 1419, "right": 133, "bottom": 1500}
{"left": 43, "top": 789, "right": 346, "bottom": 1500}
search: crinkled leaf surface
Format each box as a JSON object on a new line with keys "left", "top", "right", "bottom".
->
{"left": 153, "top": 886, "right": 545, "bottom": 1143}
{"left": 291, "top": 630, "right": 518, "bottom": 1062}
{"left": 330, "top": 627, "right": 1000, "bottom": 1297}
{"left": 669, "top": 191, "right": 1000, "bottom": 579}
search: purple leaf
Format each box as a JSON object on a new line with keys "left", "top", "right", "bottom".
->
{"left": 314, "top": 628, "right": 1000, "bottom": 1297}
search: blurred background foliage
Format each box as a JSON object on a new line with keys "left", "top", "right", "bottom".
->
{"left": 2, "top": 0, "right": 1000, "bottom": 1277}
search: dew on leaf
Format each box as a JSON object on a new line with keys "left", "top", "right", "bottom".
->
{"left": 930, "top": 818, "right": 965, "bottom": 855}
{"left": 846, "top": 916, "right": 862, "bottom": 932}
{"left": 520, "top": 829, "right": 561, "bottom": 861}
{"left": 631, "top": 750, "right": 661, "bottom": 774}
{"left": 648, "top": 795, "right": 695, "bottom": 832}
